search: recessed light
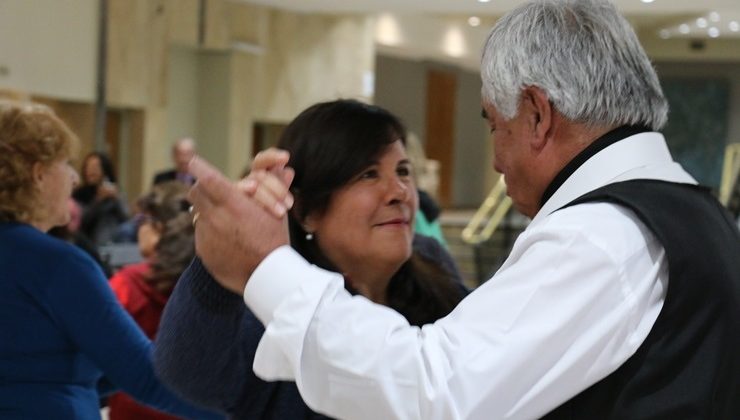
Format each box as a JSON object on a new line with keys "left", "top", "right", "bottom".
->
{"left": 679, "top": 24, "right": 690, "bottom": 34}
{"left": 696, "top": 18, "right": 708, "bottom": 28}
{"left": 640, "top": 0, "right": 654, "bottom": 3}
{"left": 709, "top": 12, "right": 720, "bottom": 22}
{"left": 708, "top": 27, "right": 720, "bottom": 38}
{"left": 468, "top": 16, "right": 481, "bottom": 27}
{"left": 730, "top": 21, "right": 740, "bottom": 32}
{"left": 477, "top": 0, "right": 491, "bottom": 3}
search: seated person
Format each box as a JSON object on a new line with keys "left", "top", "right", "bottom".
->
{"left": 73, "top": 151, "right": 128, "bottom": 246}
{"left": 108, "top": 181, "right": 194, "bottom": 420}
{"left": 153, "top": 138, "right": 196, "bottom": 186}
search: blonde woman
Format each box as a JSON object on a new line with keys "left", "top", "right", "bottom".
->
{"left": 0, "top": 101, "right": 220, "bottom": 420}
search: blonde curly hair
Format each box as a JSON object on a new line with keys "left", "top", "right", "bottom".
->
{"left": 0, "top": 100, "right": 79, "bottom": 223}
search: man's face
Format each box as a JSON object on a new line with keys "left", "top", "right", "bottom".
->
{"left": 482, "top": 100, "right": 542, "bottom": 218}
{"left": 174, "top": 141, "right": 195, "bottom": 173}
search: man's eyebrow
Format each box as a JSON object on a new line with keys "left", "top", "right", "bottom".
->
{"left": 481, "top": 108, "right": 488, "bottom": 119}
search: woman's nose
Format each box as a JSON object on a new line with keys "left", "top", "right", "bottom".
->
{"left": 71, "top": 168, "right": 81, "bottom": 187}
{"left": 386, "top": 177, "right": 409, "bottom": 204}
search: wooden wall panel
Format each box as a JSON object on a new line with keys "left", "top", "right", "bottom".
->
{"left": 203, "top": 0, "right": 229, "bottom": 50}
{"left": 107, "top": 0, "right": 168, "bottom": 107}
{"left": 166, "top": 0, "right": 199, "bottom": 47}
{"left": 425, "top": 69, "right": 457, "bottom": 208}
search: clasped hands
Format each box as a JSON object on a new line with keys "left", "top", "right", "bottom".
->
{"left": 187, "top": 149, "right": 296, "bottom": 295}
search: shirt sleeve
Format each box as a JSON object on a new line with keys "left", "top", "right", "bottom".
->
{"left": 245, "top": 205, "right": 666, "bottom": 420}
{"left": 44, "top": 250, "right": 222, "bottom": 420}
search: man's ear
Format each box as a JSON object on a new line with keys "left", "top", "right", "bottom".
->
{"left": 523, "top": 86, "right": 553, "bottom": 151}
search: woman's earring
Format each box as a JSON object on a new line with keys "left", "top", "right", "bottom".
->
{"left": 305, "top": 232, "right": 314, "bottom": 241}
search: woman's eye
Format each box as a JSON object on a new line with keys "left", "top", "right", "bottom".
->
{"left": 359, "top": 169, "right": 378, "bottom": 179}
{"left": 397, "top": 166, "right": 411, "bottom": 177}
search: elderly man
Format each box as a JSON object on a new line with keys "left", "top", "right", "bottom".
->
{"left": 184, "top": 0, "right": 740, "bottom": 418}
{"left": 153, "top": 137, "right": 197, "bottom": 186}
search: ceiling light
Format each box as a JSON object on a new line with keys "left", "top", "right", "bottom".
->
{"left": 659, "top": 29, "right": 670, "bottom": 39}
{"left": 709, "top": 12, "right": 720, "bottom": 22}
{"left": 443, "top": 27, "right": 467, "bottom": 57}
{"left": 376, "top": 14, "right": 402, "bottom": 46}
{"left": 679, "top": 24, "right": 690, "bottom": 34}
{"left": 468, "top": 16, "right": 481, "bottom": 27}
{"left": 640, "top": 0, "right": 655, "bottom": 3}
{"left": 730, "top": 21, "right": 740, "bottom": 32}
{"left": 708, "top": 27, "right": 720, "bottom": 38}
{"left": 477, "top": 0, "right": 491, "bottom": 3}
{"left": 696, "top": 18, "right": 708, "bottom": 28}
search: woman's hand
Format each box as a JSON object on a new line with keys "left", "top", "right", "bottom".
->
{"left": 96, "top": 181, "right": 119, "bottom": 201}
{"left": 238, "top": 148, "right": 295, "bottom": 218}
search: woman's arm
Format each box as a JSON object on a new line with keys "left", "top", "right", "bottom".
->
{"left": 154, "top": 258, "right": 286, "bottom": 415}
{"left": 46, "top": 250, "right": 222, "bottom": 420}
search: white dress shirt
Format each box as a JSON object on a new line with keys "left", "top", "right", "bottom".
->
{"left": 244, "top": 132, "right": 696, "bottom": 420}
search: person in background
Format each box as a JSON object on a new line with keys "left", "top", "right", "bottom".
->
{"left": 108, "top": 181, "right": 194, "bottom": 420}
{"left": 153, "top": 138, "right": 196, "bottom": 186}
{"left": 405, "top": 132, "right": 447, "bottom": 246}
{"left": 48, "top": 198, "right": 112, "bottom": 276}
{"left": 73, "top": 151, "right": 129, "bottom": 246}
{"left": 184, "top": 0, "right": 740, "bottom": 418}
{"left": 0, "top": 100, "right": 221, "bottom": 420}
{"left": 154, "top": 99, "right": 467, "bottom": 419}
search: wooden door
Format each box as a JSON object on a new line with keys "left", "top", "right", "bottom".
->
{"left": 424, "top": 69, "right": 457, "bottom": 208}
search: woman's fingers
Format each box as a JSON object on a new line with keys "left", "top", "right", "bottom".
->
{"left": 252, "top": 148, "right": 290, "bottom": 172}
{"left": 237, "top": 170, "right": 294, "bottom": 218}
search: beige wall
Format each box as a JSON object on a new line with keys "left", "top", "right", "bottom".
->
{"left": 255, "top": 11, "right": 375, "bottom": 122}
{"left": 166, "top": 47, "right": 199, "bottom": 149}
{"left": 0, "top": 0, "right": 98, "bottom": 101}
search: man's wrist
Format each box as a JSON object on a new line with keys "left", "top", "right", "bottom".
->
{"left": 244, "top": 245, "right": 308, "bottom": 325}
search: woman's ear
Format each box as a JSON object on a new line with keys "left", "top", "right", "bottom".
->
{"left": 32, "top": 161, "right": 46, "bottom": 186}
{"left": 289, "top": 199, "right": 316, "bottom": 234}
{"left": 302, "top": 212, "right": 319, "bottom": 234}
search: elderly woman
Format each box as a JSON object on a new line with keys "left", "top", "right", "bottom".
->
{"left": 154, "top": 99, "right": 467, "bottom": 419}
{"left": 0, "top": 101, "right": 220, "bottom": 420}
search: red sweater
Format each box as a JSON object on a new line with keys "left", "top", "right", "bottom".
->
{"left": 108, "top": 262, "right": 182, "bottom": 420}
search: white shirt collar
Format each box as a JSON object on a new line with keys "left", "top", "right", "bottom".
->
{"left": 532, "top": 132, "right": 697, "bottom": 226}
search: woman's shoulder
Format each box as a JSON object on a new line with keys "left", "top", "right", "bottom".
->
{"left": 412, "top": 233, "right": 464, "bottom": 285}
{"left": 412, "top": 233, "right": 443, "bottom": 256}
{"left": 7, "top": 223, "right": 101, "bottom": 270}
{"left": 0, "top": 224, "right": 105, "bottom": 294}
{"left": 412, "top": 234, "right": 451, "bottom": 267}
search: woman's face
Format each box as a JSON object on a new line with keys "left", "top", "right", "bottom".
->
{"left": 307, "top": 140, "right": 418, "bottom": 274}
{"left": 137, "top": 215, "right": 161, "bottom": 259}
{"left": 37, "top": 158, "right": 80, "bottom": 229}
{"left": 83, "top": 155, "right": 104, "bottom": 185}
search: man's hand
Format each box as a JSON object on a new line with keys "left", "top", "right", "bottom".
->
{"left": 188, "top": 156, "right": 289, "bottom": 294}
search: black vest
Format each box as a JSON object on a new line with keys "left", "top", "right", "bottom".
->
{"left": 543, "top": 180, "right": 740, "bottom": 420}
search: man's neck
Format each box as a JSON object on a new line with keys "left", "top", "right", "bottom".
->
{"left": 539, "top": 124, "right": 649, "bottom": 209}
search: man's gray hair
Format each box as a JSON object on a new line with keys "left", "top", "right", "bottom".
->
{"left": 481, "top": 0, "right": 668, "bottom": 130}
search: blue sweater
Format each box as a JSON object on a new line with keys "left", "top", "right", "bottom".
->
{"left": 154, "top": 235, "right": 464, "bottom": 419}
{"left": 0, "top": 222, "right": 221, "bottom": 420}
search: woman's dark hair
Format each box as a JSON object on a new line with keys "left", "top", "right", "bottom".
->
{"left": 73, "top": 151, "right": 119, "bottom": 205}
{"left": 81, "top": 151, "right": 117, "bottom": 184}
{"left": 138, "top": 181, "right": 194, "bottom": 294}
{"left": 278, "top": 99, "right": 462, "bottom": 326}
